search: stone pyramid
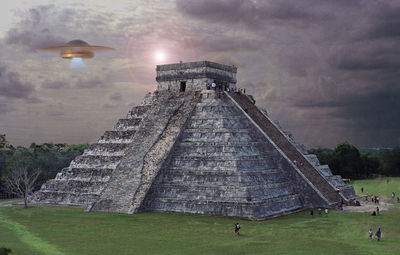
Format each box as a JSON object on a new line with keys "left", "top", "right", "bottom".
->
{"left": 34, "top": 61, "right": 355, "bottom": 219}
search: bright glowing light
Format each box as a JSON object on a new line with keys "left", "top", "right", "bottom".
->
{"left": 154, "top": 50, "right": 166, "bottom": 62}
{"left": 70, "top": 57, "right": 85, "bottom": 70}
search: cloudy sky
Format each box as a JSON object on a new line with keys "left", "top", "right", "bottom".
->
{"left": 0, "top": 0, "right": 399, "bottom": 148}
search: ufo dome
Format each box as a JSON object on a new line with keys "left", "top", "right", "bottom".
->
{"left": 65, "top": 40, "right": 90, "bottom": 46}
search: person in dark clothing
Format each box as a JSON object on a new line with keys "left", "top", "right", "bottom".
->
{"left": 310, "top": 209, "right": 314, "bottom": 217}
{"left": 376, "top": 207, "right": 379, "bottom": 215}
{"left": 234, "top": 223, "right": 240, "bottom": 236}
{"left": 376, "top": 228, "right": 381, "bottom": 241}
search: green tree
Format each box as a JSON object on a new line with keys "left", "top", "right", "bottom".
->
{"left": 0, "top": 246, "right": 12, "bottom": 255}
{"left": 381, "top": 147, "right": 400, "bottom": 176}
{"left": 329, "top": 143, "right": 363, "bottom": 179}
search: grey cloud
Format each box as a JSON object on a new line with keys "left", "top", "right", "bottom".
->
{"left": 5, "top": 6, "right": 66, "bottom": 50}
{"left": 74, "top": 78, "right": 104, "bottom": 89}
{"left": 176, "top": 0, "right": 335, "bottom": 28}
{"left": 364, "top": 5, "right": 400, "bottom": 39}
{"left": 189, "top": 37, "right": 263, "bottom": 52}
{"left": 109, "top": 92, "right": 123, "bottom": 101}
{"left": 0, "top": 67, "right": 38, "bottom": 102}
{"left": 42, "top": 80, "right": 70, "bottom": 89}
{"left": 0, "top": 103, "right": 13, "bottom": 115}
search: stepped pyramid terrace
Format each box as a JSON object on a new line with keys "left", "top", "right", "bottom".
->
{"left": 33, "top": 61, "right": 356, "bottom": 220}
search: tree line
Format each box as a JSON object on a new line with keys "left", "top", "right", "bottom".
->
{"left": 0, "top": 143, "right": 89, "bottom": 198}
{"left": 0, "top": 141, "right": 399, "bottom": 198}
{"left": 309, "top": 142, "right": 400, "bottom": 179}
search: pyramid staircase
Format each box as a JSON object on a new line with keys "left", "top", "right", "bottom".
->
{"left": 140, "top": 91, "right": 328, "bottom": 219}
{"left": 227, "top": 92, "right": 354, "bottom": 204}
{"left": 33, "top": 94, "right": 155, "bottom": 205}
{"left": 34, "top": 89, "right": 355, "bottom": 219}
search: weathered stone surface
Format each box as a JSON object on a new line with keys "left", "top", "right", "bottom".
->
{"left": 87, "top": 90, "right": 201, "bottom": 213}
{"left": 33, "top": 61, "right": 355, "bottom": 219}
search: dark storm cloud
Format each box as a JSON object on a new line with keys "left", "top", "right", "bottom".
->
{"left": 0, "top": 66, "right": 38, "bottom": 102}
{"left": 5, "top": 6, "right": 66, "bottom": 50}
{"left": 363, "top": 5, "right": 400, "bottom": 40}
{"left": 189, "top": 37, "right": 263, "bottom": 52}
{"left": 177, "top": 0, "right": 400, "bottom": 147}
{"left": 176, "top": 0, "right": 335, "bottom": 28}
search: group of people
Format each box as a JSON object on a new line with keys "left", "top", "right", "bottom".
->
{"left": 368, "top": 228, "right": 382, "bottom": 241}
{"left": 371, "top": 206, "right": 380, "bottom": 216}
{"left": 205, "top": 82, "right": 246, "bottom": 94}
{"left": 310, "top": 208, "right": 329, "bottom": 217}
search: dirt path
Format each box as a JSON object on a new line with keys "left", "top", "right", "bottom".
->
{"left": 344, "top": 195, "right": 393, "bottom": 213}
{"left": 0, "top": 199, "right": 23, "bottom": 207}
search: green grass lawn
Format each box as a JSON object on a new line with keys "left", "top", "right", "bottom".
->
{"left": 1, "top": 178, "right": 399, "bottom": 255}
{"left": 350, "top": 177, "right": 400, "bottom": 198}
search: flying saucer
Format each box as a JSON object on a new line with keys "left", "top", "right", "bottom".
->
{"left": 39, "top": 40, "right": 115, "bottom": 70}
{"left": 39, "top": 39, "right": 114, "bottom": 59}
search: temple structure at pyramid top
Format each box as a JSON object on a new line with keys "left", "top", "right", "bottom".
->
{"left": 33, "top": 61, "right": 355, "bottom": 220}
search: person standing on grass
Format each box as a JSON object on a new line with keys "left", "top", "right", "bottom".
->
{"left": 361, "top": 187, "right": 364, "bottom": 193}
{"left": 376, "top": 207, "right": 379, "bottom": 216}
{"left": 318, "top": 208, "right": 322, "bottom": 216}
{"left": 376, "top": 228, "right": 381, "bottom": 241}
{"left": 324, "top": 208, "right": 328, "bottom": 216}
{"left": 369, "top": 229, "right": 374, "bottom": 239}
{"left": 310, "top": 209, "right": 314, "bottom": 217}
{"left": 234, "top": 223, "right": 240, "bottom": 236}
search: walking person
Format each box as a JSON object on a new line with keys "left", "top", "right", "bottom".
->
{"left": 368, "top": 229, "right": 374, "bottom": 239}
{"left": 310, "top": 209, "right": 314, "bottom": 217}
{"left": 234, "top": 223, "right": 240, "bottom": 236}
{"left": 376, "top": 207, "right": 379, "bottom": 216}
{"left": 324, "top": 208, "right": 328, "bottom": 216}
{"left": 376, "top": 228, "right": 381, "bottom": 241}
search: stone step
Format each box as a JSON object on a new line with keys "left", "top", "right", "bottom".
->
{"left": 148, "top": 182, "right": 295, "bottom": 201}
{"left": 189, "top": 115, "right": 246, "bottom": 121}
{"left": 35, "top": 190, "right": 99, "bottom": 205}
{"left": 41, "top": 179, "right": 105, "bottom": 194}
{"left": 71, "top": 155, "right": 123, "bottom": 168}
{"left": 84, "top": 143, "right": 130, "bottom": 156}
{"left": 56, "top": 167, "right": 114, "bottom": 182}
{"left": 194, "top": 105, "right": 237, "bottom": 112}
{"left": 173, "top": 147, "right": 264, "bottom": 157}
{"left": 181, "top": 132, "right": 253, "bottom": 143}
{"left": 98, "top": 139, "right": 133, "bottom": 144}
{"left": 171, "top": 154, "right": 273, "bottom": 160}
{"left": 158, "top": 169, "right": 286, "bottom": 186}
{"left": 187, "top": 118, "right": 251, "bottom": 129}
{"left": 318, "top": 165, "right": 333, "bottom": 177}
{"left": 169, "top": 157, "right": 276, "bottom": 170}
{"left": 114, "top": 118, "right": 141, "bottom": 131}
{"left": 177, "top": 141, "right": 263, "bottom": 146}
{"left": 183, "top": 128, "right": 250, "bottom": 133}
{"left": 101, "top": 130, "right": 136, "bottom": 141}
{"left": 144, "top": 193, "right": 302, "bottom": 218}
{"left": 326, "top": 175, "right": 345, "bottom": 187}
{"left": 127, "top": 105, "right": 152, "bottom": 118}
